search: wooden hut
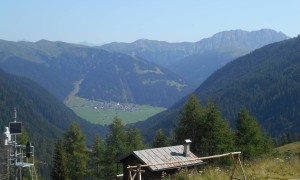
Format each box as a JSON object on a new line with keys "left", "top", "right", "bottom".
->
{"left": 118, "top": 140, "right": 204, "bottom": 179}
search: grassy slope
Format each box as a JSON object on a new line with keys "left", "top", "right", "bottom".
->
{"left": 275, "top": 141, "right": 300, "bottom": 155}
{"left": 66, "top": 96, "right": 165, "bottom": 125}
{"left": 169, "top": 142, "right": 300, "bottom": 180}
{"left": 171, "top": 157, "right": 300, "bottom": 180}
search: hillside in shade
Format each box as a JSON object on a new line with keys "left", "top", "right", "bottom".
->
{"left": 135, "top": 34, "right": 300, "bottom": 141}
{"left": 0, "top": 69, "right": 108, "bottom": 177}
{"left": 0, "top": 39, "right": 191, "bottom": 107}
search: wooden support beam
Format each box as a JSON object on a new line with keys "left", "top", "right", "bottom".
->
{"left": 127, "top": 151, "right": 242, "bottom": 169}
{"left": 126, "top": 151, "right": 247, "bottom": 180}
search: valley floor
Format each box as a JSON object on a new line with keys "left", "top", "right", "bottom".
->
{"left": 65, "top": 96, "right": 165, "bottom": 125}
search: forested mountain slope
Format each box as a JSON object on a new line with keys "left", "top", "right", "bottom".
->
{"left": 0, "top": 69, "right": 108, "bottom": 176}
{"left": 135, "top": 35, "right": 300, "bottom": 141}
{"left": 0, "top": 39, "right": 190, "bottom": 107}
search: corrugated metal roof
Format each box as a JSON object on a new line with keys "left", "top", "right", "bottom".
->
{"left": 132, "top": 145, "right": 203, "bottom": 171}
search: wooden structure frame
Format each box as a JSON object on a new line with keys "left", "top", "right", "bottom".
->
{"left": 126, "top": 151, "right": 247, "bottom": 180}
{"left": 118, "top": 144, "right": 204, "bottom": 179}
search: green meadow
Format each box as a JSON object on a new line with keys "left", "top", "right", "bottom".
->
{"left": 168, "top": 141, "right": 300, "bottom": 180}
{"left": 66, "top": 96, "right": 166, "bottom": 125}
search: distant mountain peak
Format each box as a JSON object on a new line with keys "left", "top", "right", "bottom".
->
{"left": 196, "top": 29, "right": 289, "bottom": 49}
{"left": 100, "top": 29, "right": 289, "bottom": 68}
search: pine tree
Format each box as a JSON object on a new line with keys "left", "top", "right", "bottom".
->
{"left": 175, "top": 93, "right": 203, "bottom": 152}
{"left": 152, "top": 129, "right": 169, "bottom": 148}
{"left": 104, "top": 116, "right": 127, "bottom": 176}
{"left": 90, "top": 134, "right": 104, "bottom": 179}
{"left": 51, "top": 138, "right": 69, "bottom": 180}
{"left": 64, "top": 122, "right": 88, "bottom": 179}
{"left": 200, "top": 100, "right": 234, "bottom": 157}
{"left": 174, "top": 95, "right": 234, "bottom": 158}
{"left": 126, "top": 127, "right": 145, "bottom": 151}
{"left": 235, "top": 108, "right": 272, "bottom": 160}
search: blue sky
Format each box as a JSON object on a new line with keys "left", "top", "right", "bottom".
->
{"left": 0, "top": 0, "right": 299, "bottom": 44}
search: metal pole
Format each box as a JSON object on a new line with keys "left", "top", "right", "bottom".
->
{"left": 7, "top": 147, "right": 10, "bottom": 180}
{"left": 20, "top": 166, "right": 22, "bottom": 180}
{"left": 14, "top": 135, "right": 17, "bottom": 180}
{"left": 14, "top": 108, "right": 18, "bottom": 180}
{"left": 19, "top": 146, "right": 22, "bottom": 180}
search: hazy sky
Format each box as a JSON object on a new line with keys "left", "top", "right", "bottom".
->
{"left": 1, "top": 0, "right": 299, "bottom": 44}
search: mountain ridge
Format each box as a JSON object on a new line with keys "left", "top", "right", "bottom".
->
{"left": 100, "top": 29, "right": 289, "bottom": 67}
{"left": 134, "top": 34, "right": 300, "bottom": 141}
{"left": 100, "top": 29, "right": 289, "bottom": 87}
{"left": 0, "top": 39, "right": 190, "bottom": 107}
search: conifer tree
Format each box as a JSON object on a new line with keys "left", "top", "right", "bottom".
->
{"left": 90, "top": 134, "right": 104, "bottom": 179}
{"left": 235, "top": 108, "right": 272, "bottom": 160}
{"left": 174, "top": 95, "right": 234, "bottom": 159}
{"left": 104, "top": 116, "right": 127, "bottom": 176}
{"left": 152, "top": 129, "right": 169, "bottom": 148}
{"left": 51, "top": 138, "right": 69, "bottom": 180}
{"left": 126, "top": 127, "right": 145, "bottom": 151}
{"left": 175, "top": 93, "right": 203, "bottom": 152}
{"left": 200, "top": 100, "right": 234, "bottom": 157}
{"left": 64, "top": 122, "right": 88, "bottom": 179}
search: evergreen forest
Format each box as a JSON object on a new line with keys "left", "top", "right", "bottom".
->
{"left": 51, "top": 94, "right": 276, "bottom": 179}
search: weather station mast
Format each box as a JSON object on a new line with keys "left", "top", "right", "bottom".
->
{"left": 1, "top": 108, "right": 38, "bottom": 180}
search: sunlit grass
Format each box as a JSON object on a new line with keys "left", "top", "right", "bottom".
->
{"left": 167, "top": 155, "right": 300, "bottom": 179}
{"left": 65, "top": 96, "right": 165, "bottom": 125}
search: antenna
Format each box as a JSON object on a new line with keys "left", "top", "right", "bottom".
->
{"left": 14, "top": 107, "right": 17, "bottom": 122}
{"left": 3, "top": 108, "right": 37, "bottom": 179}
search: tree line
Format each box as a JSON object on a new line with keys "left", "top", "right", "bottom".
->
{"left": 51, "top": 116, "right": 148, "bottom": 179}
{"left": 51, "top": 93, "right": 274, "bottom": 179}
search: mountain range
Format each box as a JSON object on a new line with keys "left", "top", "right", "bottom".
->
{"left": 135, "top": 34, "right": 300, "bottom": 141}
{"left": 0, "top": 40, "right": 190, "bottom": 107}
{"left": 100, "top": 29, "right": 289, "bottom": 86}
{"left": 0, "top": 29, "right": 287, "bottom": 109}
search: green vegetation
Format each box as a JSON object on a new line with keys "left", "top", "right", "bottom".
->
{"left": 134, "top": 64, "right": 163, "bottom": 74}
{"left": 66, "top": 96, "right": 166, "bottom": 125}
{"left": 51, "top": 95, "right": 296, "bottom": 179}
{"left": 169, "top": 142, "right": 300, "bottom": 179}
{"left": 236, "top": 108, "right": 273, "bottom": 160}
{"left": 0, "top": 39, "right": 191, "bottom": 108}
{"left": 152, "top": 129, "right": 170, "bottom": 148}
{"left": 168, "top": 156, "right": 300, "bottom": 179}
{"left": 0, "top": 69, "right": 108, "bottom": 177}
{"left": 275, "top": 141, "right": 300, "bottom": 155}
{"left": 194, "top": 35, "right": 300, "bottom": 137}
{"left": 174, "top": 94, "right": 235, "bottom": 158}
{"left": 51, "top": 119, "right": 146, "bottom": 178}
{"left": 138, "top": 35, "right": 300, "bottom": 141}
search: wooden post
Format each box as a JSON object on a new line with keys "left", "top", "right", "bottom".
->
{"left": 238, "top": 155, "right": 247, "bottom": 180}
{"left": 137, "top": 164, "right": 142, "bottom": 180}
{"left": 230, "top": 153, "right": 238, "bottom": 180}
